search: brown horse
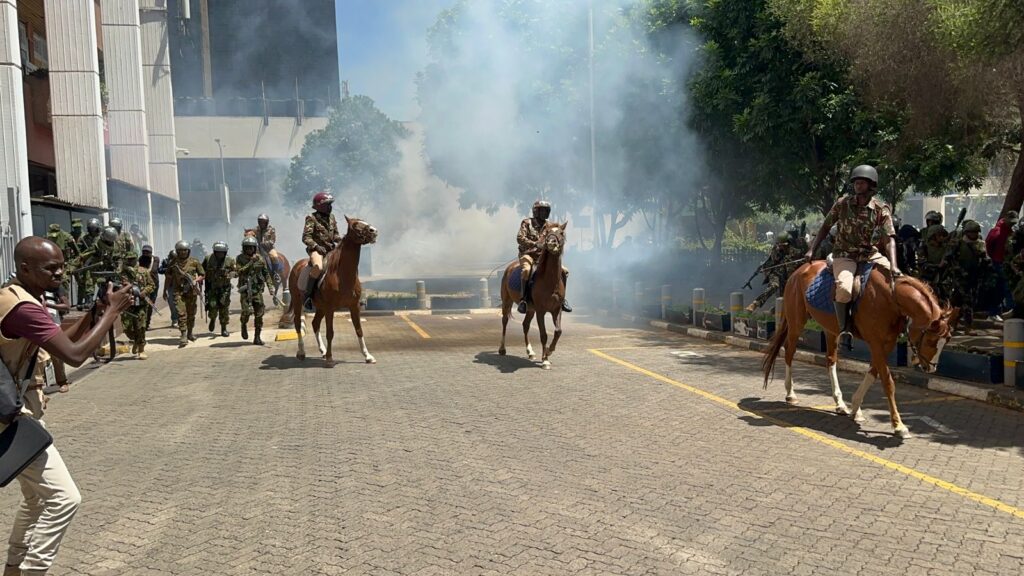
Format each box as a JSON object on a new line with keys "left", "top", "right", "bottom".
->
{"left": 499, "top": 221, "right": 567, "bottom": 369}
{"left": 243, "top": 228, "right": 291, "bottom": 307}
{"left": 288, "top": 216, "right": 378, "bottom": 367}
{"left": 763, "top": 261, "right": 955, "bottom": 439}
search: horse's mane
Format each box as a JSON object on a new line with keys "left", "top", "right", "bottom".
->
{"left": 895, "top": 274, "right": 946, "bottom": 316}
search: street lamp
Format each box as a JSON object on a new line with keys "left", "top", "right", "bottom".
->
{"left": 214, "top": 138, "right": 231, "bottom": 240}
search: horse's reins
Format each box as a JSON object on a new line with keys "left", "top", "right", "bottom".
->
{"left": 892, "top": 277, "right": 942, "bottom": 371}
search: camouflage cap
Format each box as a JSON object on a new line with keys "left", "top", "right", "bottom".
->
{"left": 962, "top": 220, "right": 982, "bottom": 234}
{"left": 70, "top": 218, "right": 83, "bottom": 228}
{"left": 47, "top": 223, "right": 61, "bottom": 232}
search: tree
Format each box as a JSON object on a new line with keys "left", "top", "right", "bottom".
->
{"left": 283, "top": 95, "right": 410, "bottom": 212}
{"left": 769, "top": 0, "right": 1022, "bottom": 215}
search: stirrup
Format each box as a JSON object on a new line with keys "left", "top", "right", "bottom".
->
{"left": 303, "top": 297, "right": 315, "bottom": 312}
{"left": 561, "top": 299, "right": 572, "bottom": 313}
{"left": 517, "top": 300, "right": 528, "bottom": 314}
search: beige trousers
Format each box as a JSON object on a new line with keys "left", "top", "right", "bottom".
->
{"left": 833, "top": 252, "right": 891, "bottom": 303}
{"left": 309, "top": 251, "right": 324, "bottom": 278}
{"left": 4, "top": 418, "right": 80, "bottom": 575}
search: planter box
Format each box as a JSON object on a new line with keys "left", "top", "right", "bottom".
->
{"left": 757, "top": 320, "right": 776, "bottom": 340}
{"left": 665, "top": 310, "right": 690, "bottom": 325}
{"left": 840, "top": 340, "right": 908, "bottom": 367}
{"left": 703, "top": 313, "right": 730, "bottom": 332}
{"left": 935, "top": 350, "right": 1003, "bottom": 385}
{"left": 799, "top": 329, "right": 826, "bottom": 352}
{"left": 640, "top": 304, "right": 662, "bottom": 319}
{"left": 430, "top": 296, "right": 478, "bottom": 310}
{"left": 365, "top": 297, "right": 419, "bottom": 311}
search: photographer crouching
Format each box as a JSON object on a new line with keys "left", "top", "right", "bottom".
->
{"left": 1, "top": 237, "right": 132, "bottom": 575}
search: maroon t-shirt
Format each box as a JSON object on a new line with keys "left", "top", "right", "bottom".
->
{"left": 0, "top": 302, "right": 62, "bottom": 346}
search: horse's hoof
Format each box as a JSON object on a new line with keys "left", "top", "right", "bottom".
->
{"left": 785, "top": 396, "right": 799, "bottom": 405}
{"left": 365, "top": 356, "right": 377, "bottom": 364}
{"left": 542, "top": 360, "right": 551, "bottom": 370}
{"left": 853, "top": 412, "right": 867, "bottom": 425}
{"left": 324, "top": 359, "right": 335, "bottom": 368}
{"left": 835, "top": 405, "right": 851, "bottom": 416}
{"left": 528, "top": 354, "right": 536, "bottom": 361}
{"left": 895, "top": 425, "right": 912, "bottom": 439}
{"left": 498, "top": 348, "right": 506, "bottom": 356}
{"left": 296, "top": 353, "right": 305, "bottom": 361}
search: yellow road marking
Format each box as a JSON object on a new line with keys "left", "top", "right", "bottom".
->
{"left": 588, "top": 349, "right": 1024, "bottom": 521}
{"left": 758, "top": 396, "right": 965, "bottom": 414}
{"left": 402, "top": 315, "right": 431, "bottom": 339}
{"left": 275, "top": 331, "right": 298, "bottom": 342}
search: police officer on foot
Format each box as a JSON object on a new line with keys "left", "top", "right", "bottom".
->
{"left": 236, "top": 237, "right": 274, "bottom": 345}
{"left": 301, "top": 191, "right": 342, "bottom": 312}
{"left": 806, "top": 165, "right": 900, "bottom": 348}
{"left": 203, "top": 242, "right": 235, "bottom": 337}
{"left": 167, "top": 241, "right": 205, "bottom": 347}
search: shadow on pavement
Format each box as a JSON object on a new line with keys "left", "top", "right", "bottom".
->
{"left": 210, "top": 342, "right": 261, "bottom": 349}
{"left": 737, "top": 397, "right": 905, "bottom": 450}
{"left": 259, "top": 354, "right": 362, "bottom": 370}
{"left": 474, "top": 351, "right": 538, "bottom": 374}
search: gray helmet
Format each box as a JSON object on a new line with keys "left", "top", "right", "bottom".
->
{"left": 850, "top": 165, "right": 878, "bottom": 186}
{"left": 100, "top": 227, "right": 118, "bottom": 245}
{"left": 242, "top": 237, "right": 258, "bottom": 249}
{"left": 257, "top": 214, "right": 270, "bottom": 223}
{"left": 962, "top": 220, "right": 982, "bottom": 234}
{"left": 532, "top": 200, "right": 552, "bottom": 220}
{"left": 141, "top": 244, "right": 153, "bottom": 254}
{"left": 212, "top": 241, "right": 228, "bottom": 253}
{"left": 925, "top": 210, "right": 943, "bottom": 225}
{"left": 87, "top": 217, "right": 102, "bottom": 234}
{"left": 109, "top": 217, "right": 123, "bottom": 232}
{"left": 175, "top": 240, "right": 191, "bottom": 252}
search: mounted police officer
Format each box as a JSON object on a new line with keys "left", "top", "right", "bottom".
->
{"left": 167, "top": 240, "right": 205, "bottom": 347}
{"left": 236, "top": 236, "right": 274, "bottom": 345}
{"left": 255, "top": 214, "right": 279, "bottom": 267}
{"left": 806, "top": 165, "right": 899, "bottom": 346}
{"left": 516, "top": 200, "right": 571, "bottom": 314}
{"left": 301, "top": 191, "right": 342, "bottom": 312}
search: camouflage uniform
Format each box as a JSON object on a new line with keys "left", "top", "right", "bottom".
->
{"left": 167, "top": 253, "right": 205, "bottom": 344}
{"left": 236, "top": 247, "right": 274, "bottom": 344}
{"left": 302, "top": 212, "right": 342, "bottom": 275}
{"left": 256, "top": 224, "right": 279, "bottom": 260}
{"left": 120, "top": 262, "right": 156, "bottom": 358}
{"left": 203, "top": 251, "right": 236, "bottom": 334}
{"left": 748, "top": 239, "right": 798, "bottom": 311}
{"left": 820, "top": 194, "right": 896, "bottom": 303}
{"left": 916, "top": 223, "right": 950, "bottom": 291}
{"left": 76, "top": 230, "right": 127, "bottom": 302}
{"left": 45, "top": 224, "right": 77, "bottom": 260}
{"left": 945, "top": 222, "right": 991, "bottom": 330}
{"left": 1004, "top": 226, "right": 1024, "bottom": 296}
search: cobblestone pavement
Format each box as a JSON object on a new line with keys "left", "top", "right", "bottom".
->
{"left": 2, "top": 309, "right": 1023, "bottom": 575}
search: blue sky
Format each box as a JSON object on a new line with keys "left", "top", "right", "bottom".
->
{"left": 335, "top": 0, "right": 455, "bottom": 121}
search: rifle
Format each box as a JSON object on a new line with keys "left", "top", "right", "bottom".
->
{"left": 743, "top": 253, "right": 775, "bottom": 290}
{"left": 174, "top": 262, "right": 206, "bottom": 320}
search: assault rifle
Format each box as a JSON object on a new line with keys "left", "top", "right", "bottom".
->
{"left": 174, "top": 263, "right": 206, "bottom": 320}
{"left": 743, "top": 254, "right": 774, "bottom": 290}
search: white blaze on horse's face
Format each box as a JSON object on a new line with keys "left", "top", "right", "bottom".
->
{"left": 928, "top": 336, "right": 949, "bottom": 373}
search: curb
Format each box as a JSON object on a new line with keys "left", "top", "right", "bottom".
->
{"left": 608, "top": 311, "right": 1024, "bottom": 413}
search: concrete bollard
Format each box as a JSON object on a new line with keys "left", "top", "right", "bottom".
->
{"left": 661, "top": 285, "right": 672, "bottom": 320}
{"left": 730, "top": 292, "right": 744, "bottom": 331}
{"left": 634, "top": 282, "right": 644, "bottom": 314}
{"left": 1004, "top": 319, "right": 1024, "bottom": 388}
{"left": 693, "top": 288, "right": 705, "bottom": 327}
{"left": 416, "top": 281, "right": 428, "bottom": 310}
{"left": 612, "top": 279, "right": 621, "bottom": 310}
{"left": 478, "top": 278, "right": 490, "bottom": 308}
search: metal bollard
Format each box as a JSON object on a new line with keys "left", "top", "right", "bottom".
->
{"left": 661, "top": 285, "right": 672, "bottom": 320}
{"left": 1004, "top": 319, "right": 1024, "bottom": 388}
{"left": 693, "top": 288, "right": 705, "bottom": 327}
{"left": 612, "top": 279, "right": 621, "bottom": 311}
{"left": 478, "top": 278, "right": 490, "bottom": 308}
{"left": 416, "top": 281, "right": 428, "bottom": 310}
{"left": 634, "top": 282, "right": 644, "bottom": 314}
{"left": 730, "top": 292, "right": 744, "bottom": 331}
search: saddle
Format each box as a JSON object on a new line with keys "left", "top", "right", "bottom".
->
{"left": 805, "top": 258, "right": 875, "bottom": 315}
{"left": 297, "top": 266, "right": 327, "bottom": 294}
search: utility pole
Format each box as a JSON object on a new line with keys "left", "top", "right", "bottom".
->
{"left": 215, "top": 138, "right": 230, "bottom": 240}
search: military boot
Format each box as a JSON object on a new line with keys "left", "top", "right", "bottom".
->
{"left": 130, "top": 342, "right": 138, "bottom": 355}
{"left": 303, "top": 276, "right": 318, "bottom": 312}
{"left": 561, "top": 299, "right": 573, "bottom": 313}
{"left": 208, "top": 317, "right": 216, "bottom": 332}
{"left": 187, "top": 325, "right": 196, "bottom": 342}
{"left": 220, "top": 325, "right": 229, "bottom": 337}
{"left": 4, "top": 563, "right": 20, "bottom": 576}
{"left": 253, "top": 327, "right": 263, "bottom": 346}
{"left": 179, "top": 332, "right": 188, "bottom": 348}
{"left": 241, "top": 321, "right": 249, "bottom": 340}
{"left": 835, "top": 301, "right": 853, "bottom": 349}
{"left": 137, "top": 342, "right": 147, "bottom": 360}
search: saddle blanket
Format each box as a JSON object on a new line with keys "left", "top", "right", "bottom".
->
{"left": 806, "top": 263, "right": 874, "bottom": 315}
{"left": 507, "top": 267, "right": 525, "bottom": 293}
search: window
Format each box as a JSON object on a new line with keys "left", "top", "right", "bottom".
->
{"left": 32, "top": 32, "right": 47, "bottom": 68}
{"left": 18, "top": 22, "right": 28, "bottom": 69}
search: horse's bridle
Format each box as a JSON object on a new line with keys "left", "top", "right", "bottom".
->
{"left": 905, "top": 320, "right": 944, "bottom": 372}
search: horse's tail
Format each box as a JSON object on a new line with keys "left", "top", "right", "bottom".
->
{"left": 762, "top": 314, "right": 788, "bottom": 390}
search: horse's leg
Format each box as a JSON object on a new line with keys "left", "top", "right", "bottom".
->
{"left": 324, "top": 310, "right": 335, "bottom": 368}
{"left": 872, "top": 348, "right": 910, "bottom": 438}
{"left": 548, "top": 310, "right": 563, "bottom": 357}
{"left": 523, "top": 310, "right": 536, "bottom": 360}
{"left": 825, "top": 335, "right": 850, "bottom": 415}
{"left": 499, "top": 302, "right": 511, "bottom": 355}
{"left": 313, "top": 310, "right": 326, "bottom": 356}
{"left": 783, "top": 322, "right": 801, "bottom": 404}
{"left": 351, "top": 307, "right": 375, "bottom": 364}
{"left": 537, "top": 312, "right": 550, "bottom": 369}
{"left": 850, "top": 368, "right": 878, "bottom": 425}
{"left": 294, "top": 297, "right": 306, "bottom": 360}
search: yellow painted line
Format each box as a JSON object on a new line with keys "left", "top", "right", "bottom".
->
{"left": 275, "top": 331, "right": 298, "bottom": 342}
{"left": 401, "top": 315, "right": 431, "bottom": 339}
{"left": 1004, "top": 342, "right": 1024, "bottom": 348}
{"left": 588, "top": 349, "right": 1024, "bottom": 521}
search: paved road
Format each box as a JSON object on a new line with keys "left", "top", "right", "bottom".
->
{"left": 2, "top": 309, "right": 1023, "bottom": 575}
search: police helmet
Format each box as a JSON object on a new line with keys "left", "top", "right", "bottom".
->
{"left": 925, "top": 210, "right": 943, "bottom": 226}
{"left": 850, "top": 165, "right": 878, "bottom": 186}
{"left": 962, "top": 220, "right": 982, "bottom": 234}
{"left": 175, "top": 240, "right": 191, "bottom": 253}
{"left": 109, "top": 217, "right": 123, "bottom": 232}
{"left": 532, "top": 200, "right": 552, "bottom": 220}
{"left": 212, "top": 241, "right": 228, "bottom": 253}
{"left": 100, "top": 227, "right": 118, "bottom": 244}
{"left": 257, "top": 214, "right": 270, "bottom": 224}
{"left": 242, "top": 237, "right": 258, "bottom": 250}
{"left": 87, "top": 218, "right": 102, "bottom": 233}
